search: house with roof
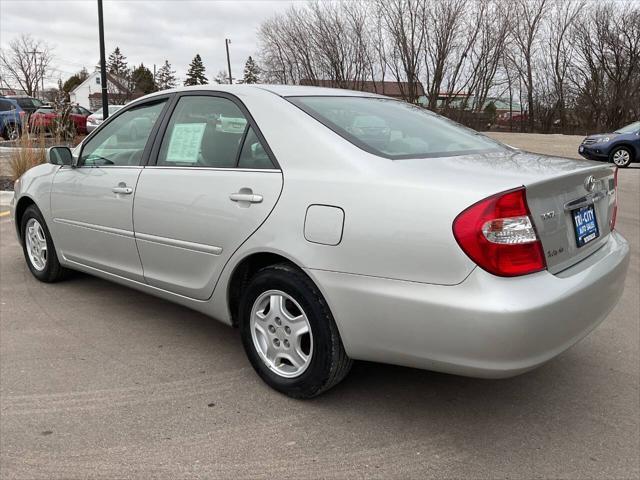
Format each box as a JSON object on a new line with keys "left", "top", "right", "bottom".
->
{"left": 69, "top": 66, "right": 140, "bottom": 110}
{"left": 299, "top": 79, "right": 425, "bottom": 100}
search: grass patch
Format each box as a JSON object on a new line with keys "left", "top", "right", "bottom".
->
{"left": 8, "top": 133, "right": 47, "bottom": 181}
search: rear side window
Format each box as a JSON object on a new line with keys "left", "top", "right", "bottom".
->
{"left": 158, "top": 96, "right": 249, "bottom": 168}
{"left": 0, "top": 100, "right": 13, "bottom": 112}
{"left": 238, "top": 127, "right": 274, "bottom": 169}
{"left": 288, "top": 96, "right": 504, "bottom": 159}
{"left": 80, "top": 99, "right": 167, "bottom": 167}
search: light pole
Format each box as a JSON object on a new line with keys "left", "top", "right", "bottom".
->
{"left": 97, "top": 0, "right": 109, "bottom": 119}
{"left": 225, "top": 38, "right": 232, "bottom": 84}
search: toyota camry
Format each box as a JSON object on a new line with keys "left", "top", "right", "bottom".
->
{"left": 11, "top": 85, "right": 630, "bottom": 398}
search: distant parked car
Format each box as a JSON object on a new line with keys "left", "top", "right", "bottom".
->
{"left": 496, "top": 111, "right": 528, "bottom": 127}
{"left": 0, "top": 97, "right": 25, "bottom": 140}
{"left": 579, "top": 121, "right": 640, "bottom": 168}
{"left": 30, "top": 105, "right": 92, "bottom": 135}
{"left": 6, "top": 96, "right": 45, "bottom": 116}
{"left": 86, "top": 105, "right": 123, "bottom": 133}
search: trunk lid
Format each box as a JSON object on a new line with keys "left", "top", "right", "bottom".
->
{"left": 399, "top": 150, "right": 617, "bottom": 275}
{"left": 525, "top": 163, "right": 616, "bottom": 274}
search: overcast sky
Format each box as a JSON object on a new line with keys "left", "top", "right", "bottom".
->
{"left": 0, "top": 0, "right": 298, "bottom": 87}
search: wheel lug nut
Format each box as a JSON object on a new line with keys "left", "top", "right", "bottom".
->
{"left": 273, "top": 339, "right": 280, "bottom": 347}
{"left": 275, "top": 317, "right": 281, "bottom": 326}
{"left": 268, "top": 325, "right": 276, "bottom": 333}
{"left": 284, "top": 340, "right": 290, "bottom": 348}
{"left": 284, "top": 326, "right": 291, "bottom": 335}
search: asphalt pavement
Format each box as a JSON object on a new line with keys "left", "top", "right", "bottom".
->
{"left": 0, "top": 139, "right": 638, "bottom": 479}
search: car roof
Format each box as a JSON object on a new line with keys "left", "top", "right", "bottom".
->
{"left": 0, "top": 97, "right": 19, "bottom": 106}
{"left": 136, "top": 84, "right": 387, "bottom": 102}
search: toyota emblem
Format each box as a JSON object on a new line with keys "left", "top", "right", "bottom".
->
{"left": 584, "top": 175, "right": 596, "bottom": 192}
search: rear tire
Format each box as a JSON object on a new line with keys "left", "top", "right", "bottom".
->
{"left": 20, "top": 205, "right": 68, "bottom": 282}
{"left": 239, "top": 264, "right": 352, "bottom": 398}
{"left": 610, "top": 146, "right": 632, "bottom": 168}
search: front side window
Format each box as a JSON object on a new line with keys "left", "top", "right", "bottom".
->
{"left": 288, "top": 96, "right": 505, "bottom": 159}
{"left": 158, "top": 96, "right": 249, "bottom": 168}
{"left": 80, "top": 99, "right": 167, "bottom": 167}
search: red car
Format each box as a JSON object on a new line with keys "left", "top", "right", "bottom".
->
{"left": 29, "top": 105, "right": 92, "bottom": 134}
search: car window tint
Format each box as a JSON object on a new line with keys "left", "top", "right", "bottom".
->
{"left": 0, "top": 100, "right": 12, "bottom": 112}
{"left": 80, "top": 100, "right": 167, "bottom": 167}
{"left": 16, "top": 99, "right": 34, "bottom": 109}
{"left": 238, "top": 127, "right": 274, "bottom": 169}
{"left": 157, "top": 96, "right": 247, "bottom": 168}
{"left": 289, "top": 96, "right": 505, "bottom": 160}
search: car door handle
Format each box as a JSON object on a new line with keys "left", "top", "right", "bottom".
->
{"left": 229, "top": 192, "right": 263, "bottom": 203}
{"left": 112, "top": 185, "right": 133, "bottom": 195}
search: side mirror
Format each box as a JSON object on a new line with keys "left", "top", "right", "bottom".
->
{"left": 47, "top": 146, "right": 73, "bottom": 166}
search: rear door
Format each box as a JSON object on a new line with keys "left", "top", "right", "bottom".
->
{"left": 133, "top": 92, "right": 283, "bottom": 300}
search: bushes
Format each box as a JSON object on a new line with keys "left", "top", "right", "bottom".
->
{"left": 8, "top": 133, "right": 47, "bottom": 181}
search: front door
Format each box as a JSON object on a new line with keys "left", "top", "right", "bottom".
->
{"left": 133, "top": 93, "right": 283, "bottom": 300}
{"left": 50, "top": 98, "right": 169, "bottom": 281}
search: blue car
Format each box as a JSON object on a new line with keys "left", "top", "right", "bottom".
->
{"left": 0, "top": 97, "right": 25, "bottom": 140}
{"left": 579, "top": 121, "right": 640, "bottom": 168}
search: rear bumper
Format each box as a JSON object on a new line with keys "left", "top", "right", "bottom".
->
{"left": 309, "top": 231, "right": 629, "bottom": 378}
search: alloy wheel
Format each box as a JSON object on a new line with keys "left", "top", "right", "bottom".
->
{"left": 249, "top": 289, "right": 313, "bottom": 378}
{"left": 25, "top": 218, "right": 47, "bottom": 271}
{"left": 612, "top": 149, "right": 631, "bottom": 167}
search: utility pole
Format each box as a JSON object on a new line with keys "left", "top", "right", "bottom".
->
{"left": 40, "top": 55, "right": 45, "bottom": 99}
{"left": 225, "top": 38, "right": 232, "bottom": 84}
{"left": 97, "top": 0, "right": 109, "bottom": 119}
{"left": 28, "top": 50, "right": 42, "bottom": 97}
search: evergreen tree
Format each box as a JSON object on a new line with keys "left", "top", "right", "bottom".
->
{"left": 131, "top": 63, "right": 156, "bottom": 94}
{"left": 62, "top": 67, "right": 89, "bottom": 94}
{"left": 242, "top": 56, "right": 260, "bottom": 84}
{"left": 107, "top": 47, "right": 128, "bottom": 77}
{"left": 155, "top": 60, "right": 177, "bottom": 90}
{"left": 184, "top": 54, "right": 208, "bottom": 86}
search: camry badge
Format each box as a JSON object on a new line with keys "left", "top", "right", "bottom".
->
{"left": 584, "top": 175, "right": 596, "bottom": 192}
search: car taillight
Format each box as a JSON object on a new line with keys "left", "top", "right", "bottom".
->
{"left": 452, "top": 187, "right": 546, "bottom": 277}
{"left": 610, "top": 168, "right": 618, "bottom": 230}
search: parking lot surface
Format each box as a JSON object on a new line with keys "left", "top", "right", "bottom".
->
{"left": 1, "top": 134, "right": 638, "bottom": 479}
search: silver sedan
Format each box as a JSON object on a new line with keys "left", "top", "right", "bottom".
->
{"left": 85, "top": 105, "right": 124, "bottom": 133}
{"left": 10, "top": 85, "right": 630, "bottom": 398}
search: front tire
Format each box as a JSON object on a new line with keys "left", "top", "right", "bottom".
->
{"left": 239, "top": 264, "right": 352, "bottom": 398}
{"left": 20, "top": 205, "right": 67, "bottom": 282}
{"left": 610, "top": 146, "right": 632, "bottom": 168}
{"left": 3, "top": 123, "right": 20, "bottom": 141}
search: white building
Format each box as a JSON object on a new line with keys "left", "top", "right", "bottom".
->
{"left": 69, "top": 67, "right": 129, "bottom": 110}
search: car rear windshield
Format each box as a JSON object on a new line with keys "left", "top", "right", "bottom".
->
{"left": 288, "top": 96, "right": 505, "bottom": 159}
{"left": 16, "top": 98, "right": 43, "bottom": 109}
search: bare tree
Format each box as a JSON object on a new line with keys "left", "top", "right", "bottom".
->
{"left": 421, "top": 0, "right": 467, "bottom": 109}
{"left": 377, "top": 0, "right": 425, "bottom": 102}
{"left": 0, "top": 34, "right": 53, "bottom": 97}
{"left": 571, "top": 1, "right": 640, "bottom": 130}
{"left": 543, "top": 0, "right": 585, "bottom": 128}
{"left": 509, "top": 0, "right": 549, "bottom": 130}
